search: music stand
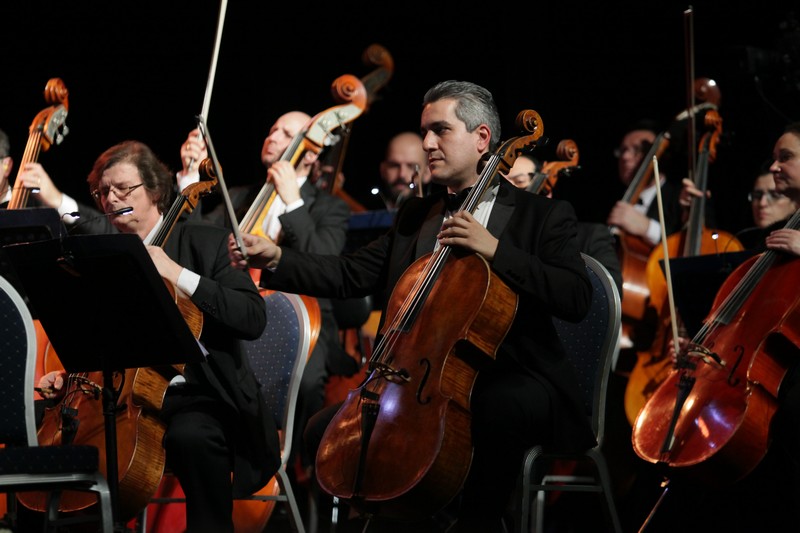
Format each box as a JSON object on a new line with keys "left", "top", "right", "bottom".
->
{"left": 2, "top": 233, "right": 205, "bottom": 527}
{"left": 659, "top": 250, "right": 756, "bottom": 337}
{"left": 0, "top": 208, "right": 67, "bottom": 315}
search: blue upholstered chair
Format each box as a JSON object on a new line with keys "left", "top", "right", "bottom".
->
{"left": 513, "top": 253, "right": 623, "bottom": 533}
{"left": 0, "top": 275, "right": 113, "bottom": 532}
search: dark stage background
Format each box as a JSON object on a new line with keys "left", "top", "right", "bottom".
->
{"left": 2, "top": 1, "right": 799, "bottom": 235}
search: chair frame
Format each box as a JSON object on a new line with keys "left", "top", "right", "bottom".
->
{"left": 0, "top": 275, "right": 113, "bottom": 533}
{"left": 239, "top": 290, "right": 310, "bottom": 533}
{"left": 514, "top": 253, "right": 623, "bottom": 533}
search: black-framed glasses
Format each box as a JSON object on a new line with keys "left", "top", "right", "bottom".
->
{"left": 91, "top": 183, "right": 144, "bottom": 201}
{"left": 748, "top": 189, "right": 785, "bottom": 203}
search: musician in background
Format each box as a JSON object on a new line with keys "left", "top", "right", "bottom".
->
{"left": 734, "top": 160, "right": 800, "bottom": 249}
{"left": 36, "top": 140, "right": 277, "bottom": 533}
{"left": 0, "top": 128, "right": 13, "bottom": 206}
{"left": 364, "top": 131, "right": 430, "bottom": 210}
{"left": 502, "top": 152, "right": 545, "bottom": 193}
{"left": 606, "top": 119, "right": 685, "bottom": 245}
{"left": 505, "top": 154, "right": 623, "bottom": 294}
{"left": 177, "top": 112, "right": 353, "bottom": 485}
{"left": 636, "top": 122, "right": 800, "bottom": 531}
{"left": 229, "top": 80, "right": 594, "bottom": 532}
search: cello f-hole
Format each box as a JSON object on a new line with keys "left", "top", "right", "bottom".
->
{"left": 727, "top": 345, "right": 745, "bottom": 386}
{"left": 417, "top": 359, "right": 432, "bottom": 405}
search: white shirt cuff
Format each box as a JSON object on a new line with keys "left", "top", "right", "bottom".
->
{"left": 58, "top": 194, "right": 80, "bottom": 224}
{"left": 284, "top": 198, "right": 305, "bottom": 213}
{"left": 645, "top": 219, "right": 662, "bottom": 246}
{"left": 177, "top": 268, "right": 200, "bottom": 297}
{"left": 177, "top": 170, "right": 200, "bottom": 193}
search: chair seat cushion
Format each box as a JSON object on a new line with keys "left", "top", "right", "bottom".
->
{"left": 0, "top": 445, "right": 99, "bottom": 475}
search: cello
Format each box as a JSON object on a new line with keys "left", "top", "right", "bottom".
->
{"left": 632, "top": 205, "right": 800, "bottom": 486}
{"left": 624, "top": 109, "right": 744, "bottom": 425}
{"left": 315, "top": 110, "right": 543, "bottom": 520}
{"left": 613, "top": 78, "right": 721, "bottom": 351}
{"left": 531, "top": 138, "right": 580, "bottom": 196}
{"left": 17, "top": 173, "right": 216, "bottom": 522}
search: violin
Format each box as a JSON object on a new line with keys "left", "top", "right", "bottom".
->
{"left": 315, "top": 110, "right": 544, "bottom": 519}
{"left": 623, "top": 109, "right": 744, "bottom": 426}
{"left": 18, "top": 172, "right": 217, "bottom": 522}
{"left": 632, "top": 207, "right": 800, "bottom": 485}
{"left": 614, "top": 78, "right": 721, "bottom": 351}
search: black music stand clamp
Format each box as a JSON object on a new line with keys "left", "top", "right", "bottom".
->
{"left": 2, "top": 233, "right": 205, "bottom": 529}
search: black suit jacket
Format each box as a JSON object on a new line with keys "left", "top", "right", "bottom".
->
{"left": 265, "top": 179, "right": 596, "bottom": 451}
{"left": 163, "top": 221, "right": 278, "bottom": 496}
{"left": 205, "top": 180, "right": 349, "bottom": 314}
{"left": 63, "top": 207, "right": 279, "bottom": 497}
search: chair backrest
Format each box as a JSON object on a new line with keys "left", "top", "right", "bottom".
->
{"left": 552, "top": 253, "right": 621, "bottom": 445}
{"left": 241, "top": 291, "right": 311, "bottom": 463}
{"left": 0, "top": 275, "right": 38, "bottom": 447}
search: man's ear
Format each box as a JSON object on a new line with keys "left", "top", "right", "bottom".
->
{"left": 476, "top": 124, "right": 492, "bottom": 153}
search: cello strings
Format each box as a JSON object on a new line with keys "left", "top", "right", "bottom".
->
{"left": 694, "top": 211, "right": 797, "bottom": 348}
{"left": 370, "top": 155, "right": 503, "bottom": 369}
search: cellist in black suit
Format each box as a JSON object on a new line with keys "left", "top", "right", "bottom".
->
{"left": 229, "top": 80, "right": 594, "bottom": 532}
{"left": 36, "top": 140, "right": 278, "bottom": 533}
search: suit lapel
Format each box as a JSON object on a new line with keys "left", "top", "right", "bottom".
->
{"left": 416, "top": 197, "right": 446, "bottom": 258}
{"left": 487, "top": 181, "right": 514, "bottom": 237}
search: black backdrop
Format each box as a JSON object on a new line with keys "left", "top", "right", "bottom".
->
{"left": 3, "top": 1, "right": 799, "bottom": 235}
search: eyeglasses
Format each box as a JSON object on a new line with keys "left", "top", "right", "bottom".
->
{"left": 91, "top": 183, "right": 144, "bottom": 201}
{"left": 748, "top": 189, "right": 786, "bottom": 203}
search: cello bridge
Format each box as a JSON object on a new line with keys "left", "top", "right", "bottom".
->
{"left": 367, "top": 362, "right": 411, "bottom": 384}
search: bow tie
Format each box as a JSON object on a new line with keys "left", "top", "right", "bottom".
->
{"left": 446, "top": 187, "right": 473, "bottom": 212}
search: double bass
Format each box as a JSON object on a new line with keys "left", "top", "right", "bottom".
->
{"left": 624, "top": 108, "right": 744, "bottom": 425}
{"left": 4, "top": 78, "right": 70, "bottom": 387}
{"left": 315, "top": 43, "right": 394, "bottom": 208}
{"left": 238, "top": 74, "right": 367, "bottom": 243}
{"left": 17, "top": 173, "right": 216, "bottom": 522}
{"left": 315, "top": 110, "right": 544, "bottom": 519}
{"left": 632, "top": 206, "right": 800, "bottom": 486}
{"left": 613, "top": 78, "right": 721, "bottom": 351}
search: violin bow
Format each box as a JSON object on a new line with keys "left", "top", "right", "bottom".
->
{"left": 188, "top": 0, "right": 227, "bottom": 173}
{"left": 197, "top": 116, "right": 247, "bottom": 259}
{"left": 190, "top": 0, "right": 246, "bottom": 257}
